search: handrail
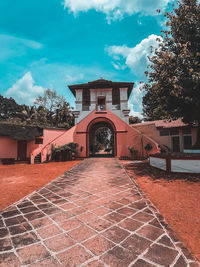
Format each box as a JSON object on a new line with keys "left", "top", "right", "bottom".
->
{"left": 41, "top": 130, "right": 67, "bottom": 155}
{"left": 130, "top": 125, "right": 160, "bottom": 150}
{"left": 30, "top": 129, "right": 67, "bottom": 158}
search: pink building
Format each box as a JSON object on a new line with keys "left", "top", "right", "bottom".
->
{"left": 0, "top": 79, "right": 160, "bottom": 164}
{"left": 132, "top": 119, "right": 198, "bottom": 153}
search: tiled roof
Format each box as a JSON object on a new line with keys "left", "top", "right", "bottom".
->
{"left": 131, "top": 118, "right": 197, "bottom": 128}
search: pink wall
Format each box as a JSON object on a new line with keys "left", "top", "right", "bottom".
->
{"left": 0, "top": 137, "right": 18, "bottom": 159}
{"left": 133, "top": 124, "right": 171, "bottom": 149}
{"left": 133, "top": 124, "right": 197, "bottom": 152}
{"left": 73, "top": 109, "right": 159, "bottom": 158}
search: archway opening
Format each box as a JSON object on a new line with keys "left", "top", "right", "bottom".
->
{"left": 89, "top": 121, "right": 115, "bottom": 157}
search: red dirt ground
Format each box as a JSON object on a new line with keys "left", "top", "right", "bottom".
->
{"left": 0, "top": 161, "right": 80, "bottom": 211}
{"left": 122, "top": 161, "right": 200, "bottom": 262}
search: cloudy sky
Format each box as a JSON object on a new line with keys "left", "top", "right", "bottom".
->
{"left": 0, "top": 0, "right": 174, "bottom": 117}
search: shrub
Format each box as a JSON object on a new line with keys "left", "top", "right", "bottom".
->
{"left": 51, "top": 142, "right": 79, "bottom": 161}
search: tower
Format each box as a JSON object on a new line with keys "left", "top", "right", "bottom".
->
{"left": 68, "top": 78, "right": 134, "bottom": 125}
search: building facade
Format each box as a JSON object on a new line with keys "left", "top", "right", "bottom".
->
{"left": 69, "top": 78, "right": 133, "bottom": 125}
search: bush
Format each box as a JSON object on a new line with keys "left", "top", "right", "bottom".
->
{"left": 51, "top": 142, "right": 78, "bottom": 161}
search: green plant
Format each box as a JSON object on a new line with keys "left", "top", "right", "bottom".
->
{"left": 128, "top": 146, "right": 138, "bottom": 159}
{"left": 51, "top": 142, "right": 78, "bottom": 161}
{"left": 144, "top": 143, "right": 153, "bottom": 151}
{"left": 144, "top": 143, "right": 153, "bottom": 158}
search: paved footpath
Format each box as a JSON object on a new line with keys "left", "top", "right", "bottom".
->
{"left": 0, "top": 158, "right": 199, "bottom": 267}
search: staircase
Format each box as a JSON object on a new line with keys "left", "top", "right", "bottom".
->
{"left": 34, "top": 153, "right": 41, "bottom": 164}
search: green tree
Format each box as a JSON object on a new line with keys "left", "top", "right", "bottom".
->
{"left": 129, "top": 116, "right": 142, "bottom": 124}
{"left": 34, "top": 89, "right": 74, "bottom": 128}
{"left": 143, "top": 0, "right": 200, "bottom": 147}
{"left": 0, "top": 95, "right": 23, "bottom": 122}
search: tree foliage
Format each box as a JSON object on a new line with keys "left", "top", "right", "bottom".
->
{"left": 129, "top": 116, "right": 142, "bottom": 124}
{"left": 142, "top": 0, "right": 200, "bottom": 146}
{"left": 0, "top": 89, "right": 74, "bottom": 129}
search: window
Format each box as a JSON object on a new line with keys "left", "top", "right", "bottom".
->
{"left": 97, "top": 97, "right": 106, "bottom": 111}
{"left": 170, "top": 129, "right": 179, "bottom": 135}
{"left": 112, "top": 87, "right": 120, "bottom": 105}
{"left": 160, "top": 130, "right": 169, "bottom": 136}
{"left": 183, "top": 128, "right": 191, "bottom": 135}
{"left": 82, "top": 89, "right": 90, "bottom": 106}
{"left": 183, "top": 135, "right": 192, "bottom": 149}
{"left": 35, "top": 138, "right": 43, "bottom": 144}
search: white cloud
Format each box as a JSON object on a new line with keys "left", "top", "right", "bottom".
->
{"left": 4, "top": 72, "right": 45, "bottom": 105}
{"left": 0, "top": 34, "right": 43, "bottom": 61}
{"left": 64, "top": 0, "right": 171, "bottom": 21}
{"left": 106, "top": 34, "right": 162, "bottom": 78}
{"left": 128, "top": 83, "right": 144, "bottom": 118}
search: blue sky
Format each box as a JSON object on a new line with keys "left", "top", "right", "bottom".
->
{"left": 0, "top": 0, "right": 174, "bottom": 117}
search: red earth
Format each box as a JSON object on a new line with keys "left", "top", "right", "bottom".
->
{"left": 0, "top": 161, "right": 80, "bottom": 211}
{"left": 122, "top": 160, "right": 200, "bottom": 262}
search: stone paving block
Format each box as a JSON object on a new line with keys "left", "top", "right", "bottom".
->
{"left": 83, "top": 234, "right": 115, "bottom": 256}
{"left": 0, "top": 238, "right": 13, "bottom": 252}
{"left": 11, "top": 232, "right": 39, "bottom": 249}
{"left": 28, "top": 257, "right": 61, "bottom": 267}
{"left": 117, "top": 207, "right": 138, "bottom": 216}
{"left": 68, "top": 225, "right": 97, "bottom": 242}
{"left": 9, "top": 222, "right": 32, "bottom": 236}
{"left": 0, "top": 252, "right": 21, "bottom": 267}
{"left": 143, "top": 243, "right": 178, "bottom": 266}
{"left": 50, "top": 211, "right": 73, "bottom": 223}
{"left": 17, "top": 243, "right": 50, "bottom": 265}
{"left": 87, "top": 218, "right": 112, "bottom": 232}
{"left": 137, "top": 224, "right": 164, "bottom": 241}
{"left": 104, "top": 212, "right": 126, "bottom": 223}
{"left": 118, "top": 218, "right": 143, "bottom": 232}
{"left": 92, "top": 207, "right": 111, "bottom": 216}
{"left": 0, "top": 228, "right": 9, "bottom": 238}
{"left": 121, "top": 234, "right": 152, "bottom": 255}
{"left": 24, "top": 211, "right": 46, "bottom": 221}
{"left": 59, "top": 217, "right": 82, "bottom": 231}
{"left": 157, "top": 235, "right": 175, "bottom": 248}
{"left": 100, "top": 245, "right": 137, "bottom": 267}
{"left": 102, "top": 225, "right": 130, "bottom": 244}
{"left": 57, "top": 245, "right": 92, "bottom": 266}
{"left": 132, "top": 211, "right": 154, "bottom": 223}
{"left": 83, "top": 260, "right": 105, "bottom": 267}
{"left": 132, "top": 259, "right": 157, "bottom": 266}
{"left": 37, "top": 224, "right": 62, "bottom": 239}
{"left": 44, "top": 233, "right": 74, "bottom": 252}
{"left": 30, "top": 216, "right": 53, "bottom": 229}
{"left": 76, "top": 211, "right": 99, "bottom": 223}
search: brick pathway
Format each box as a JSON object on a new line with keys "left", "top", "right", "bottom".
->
{"left": 0, "top": 158, "right": 199, "bottom": 267}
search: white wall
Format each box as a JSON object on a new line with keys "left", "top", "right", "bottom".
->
{"left": 74, "top": 87, "right": 130, "bottom": 124}
{"left": 150, "top": 157, "right": 167, "bottom": 171}
{"left": 171, "top": 159, "right": 200, "bottom": 173}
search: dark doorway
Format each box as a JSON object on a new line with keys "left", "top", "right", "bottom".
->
{"left": 97, "top": 97, "right": 106, "bottom": 111}
{"left": 17, "top": 140, "right": 27, "bottom": 161}
{"left": 172, "top": 136, "right": 180, "bottom": 152}
{"left": 89, "top": 121, "right": 115, "bottom": 157}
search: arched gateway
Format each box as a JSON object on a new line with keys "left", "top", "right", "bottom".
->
{"left": 87, "top": 118, "right": 116, "bottom": 157}
{"left": 66, "top": 78, "right": 159, "bottom": 159}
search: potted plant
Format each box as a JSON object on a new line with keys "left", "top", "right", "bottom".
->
{"left": 128, "top": 146, "right": 138, "bottom": 159}
{"left": 144, "top": 143, "right": 153, "bottom": 158}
